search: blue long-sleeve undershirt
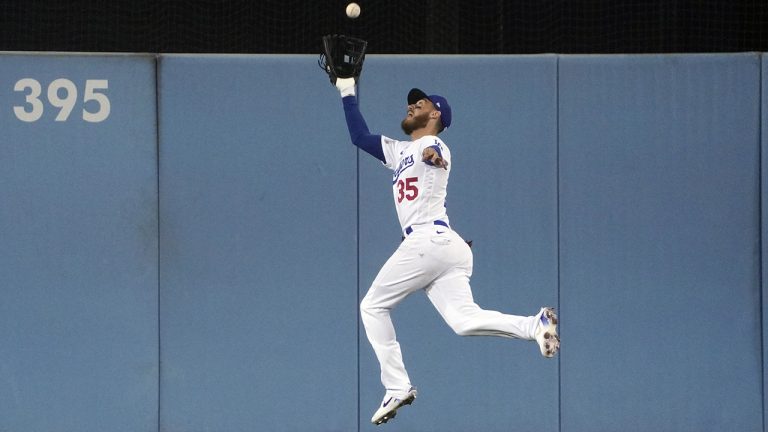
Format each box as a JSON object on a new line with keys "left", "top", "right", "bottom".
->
{"left": 342, "top": 95, "right": 386, "bottom": 163}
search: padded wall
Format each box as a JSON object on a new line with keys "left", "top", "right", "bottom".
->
{"left": 158, "top": 55, "right": 358, "bottom": 431}
{"left": 763, "top": 52, "right": 767, "bottom": 432}
{"left": 354, "top": 56, "right": 559, "bottom": 432}
{"left": 1, "top": 52, "right": 766, "bottom": 432}
{"left": 558, "top": 54, "right": 762, "bottom": 432}
{"left": 0, "top": 54, "right": 158, "bottom": 431}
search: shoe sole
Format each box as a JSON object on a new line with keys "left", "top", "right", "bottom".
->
{"left": 373, "top": 393, "right": 416, "bottom": 425}
{"left": 539, "top": 308, "right": 560, "bottom": 358}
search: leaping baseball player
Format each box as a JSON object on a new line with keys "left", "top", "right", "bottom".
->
{"left": 329, "top": 74, "right": 560, "bottom": 425}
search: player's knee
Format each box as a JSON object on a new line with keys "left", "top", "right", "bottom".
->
{"left": 360, "top": 295, "right": 388, "bottom": 330}
{"left": 447, "top": 319, "right": 473, "bottom": 337}
{"left": 453, "top": 326, "right": 472, "bottom": 337}
{"left": 359, "top": 295, "right": 376, "bottom": 317}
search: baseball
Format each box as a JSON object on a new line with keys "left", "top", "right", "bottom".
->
{"left": 346, "top": 2, "right": 361, "bottom": 19}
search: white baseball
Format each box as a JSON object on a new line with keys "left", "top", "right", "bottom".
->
{"left": 346, "top": 2, "right": 361, "bottom": 19}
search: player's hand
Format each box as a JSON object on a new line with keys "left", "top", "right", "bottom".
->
{"left": 422, "top": 147, "right": 448, "bottom": 169}
{"left": 335, "top": 77, "right": 356, "bottom": 97}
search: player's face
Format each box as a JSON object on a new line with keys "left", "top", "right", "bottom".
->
{"left": 401, "top": 99, "right": 432, "bottom": 135}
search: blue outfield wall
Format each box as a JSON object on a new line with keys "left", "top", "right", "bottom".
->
{"left": 354, "top": 55, "right": 559, "bottom": 432}
{"left": 157, "top": 55, "right": 359, "bottom": 432}
{"left": 0, "top": 52, "right": 765, "bottom": 432}
{"left": 763, "top": 52, "right": 768, "bottom": 432}
{"left": 558, "top": 54, "right": 762, "bottom": 432}
{"left": 0, "top": 54, "right": 159, "bottom": 431}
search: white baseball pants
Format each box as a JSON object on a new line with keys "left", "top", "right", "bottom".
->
{"left": 360, "top": 224, "right": 539, "bottom": 396}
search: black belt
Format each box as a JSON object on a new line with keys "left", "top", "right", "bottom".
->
{"left": 404, "top": 220, "right": 448, "bottom": 236}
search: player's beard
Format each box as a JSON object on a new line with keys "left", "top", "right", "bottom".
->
{"left": 401, "top": 112, "right": 430, "bottom": 135}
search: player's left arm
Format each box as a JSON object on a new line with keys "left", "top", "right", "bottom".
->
{"left": 422, "top": 144, "right": 448, "bottom": 169}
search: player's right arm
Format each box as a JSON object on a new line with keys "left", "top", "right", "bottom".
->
{"left": 336, "top": 78, "right": 386, "bottom": 163}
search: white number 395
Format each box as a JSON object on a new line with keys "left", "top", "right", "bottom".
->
{"left": 13, "top": 78, "right": 111, "bottom": 123}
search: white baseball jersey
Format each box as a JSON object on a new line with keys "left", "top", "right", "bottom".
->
{"left": 380, "top": 135, "right": 450, "bottom": 233}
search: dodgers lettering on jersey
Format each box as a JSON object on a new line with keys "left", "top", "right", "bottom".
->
{"left": 380, "top": 135, "right": 451, "bottom": 232}
{"left": 392, "top": 154, "right": 415, "bottom": 184}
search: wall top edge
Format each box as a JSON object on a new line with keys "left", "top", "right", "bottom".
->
{"left": 0, "top": 51, "right": 764, "bottom": 59}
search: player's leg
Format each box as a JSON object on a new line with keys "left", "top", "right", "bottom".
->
{"left": 360, "top": 235, "right": 442, "bottom": 423}
{"left": 426, "top": 268, "right": 540, "bottom": 339}
{"left": 360, "top": 259, "right": 421, "bottom": 394}
{"left": 425, "top": 231, "right": 553, "bottom": 347}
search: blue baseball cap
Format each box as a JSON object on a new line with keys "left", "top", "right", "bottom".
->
{"left": 407, "top": 88, "right": 452, "bottom": 129}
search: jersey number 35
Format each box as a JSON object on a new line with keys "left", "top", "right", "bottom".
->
{"left": 396, "top": 177, "right": 419, "bottom": 203}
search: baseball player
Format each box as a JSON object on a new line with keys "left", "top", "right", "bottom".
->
{"left": 331, "top": 77, "right": 559, "bottom": 426}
